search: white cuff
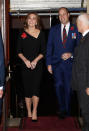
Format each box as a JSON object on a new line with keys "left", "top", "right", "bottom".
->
{"left": 0, "top": 86, "right": 3, "bottom": 90}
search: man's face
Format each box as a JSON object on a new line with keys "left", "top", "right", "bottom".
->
{"left": 58, "top": 8, "right": 69, "bottom": 25}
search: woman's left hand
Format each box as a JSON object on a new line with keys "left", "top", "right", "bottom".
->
{"left": 31, "top": 60, "right": 37, "bottom": 70}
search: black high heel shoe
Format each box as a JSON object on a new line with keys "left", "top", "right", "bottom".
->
{"left": 32, "top": 119, "right": 38, "bottom": 122}
{"left": 32, "top": 111, "right": 37, "bottom": 122}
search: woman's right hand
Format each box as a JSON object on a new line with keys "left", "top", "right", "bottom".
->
{"left": 24, "top": 59, "right": 31, "bottom": 68}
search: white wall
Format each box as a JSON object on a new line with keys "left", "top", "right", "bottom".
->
{"left": 10, "top": 0, "right": 87, "bottom": 11}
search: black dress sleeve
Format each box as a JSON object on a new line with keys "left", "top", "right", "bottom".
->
{"left": 17, "top": 33, "right": 23, "bottom": 54}
{"left": 40, "top": 31, "right": 46, "bottom": 57}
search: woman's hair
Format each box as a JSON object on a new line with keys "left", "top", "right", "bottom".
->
{"left": 24, "top": 12, "right": 41, "bottom": 30}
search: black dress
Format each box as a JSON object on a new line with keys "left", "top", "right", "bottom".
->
{"left": 17, "top": 31, "right": 46, "bottom": 97}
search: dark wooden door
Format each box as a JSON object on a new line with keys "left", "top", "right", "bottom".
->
{"left": 0, "top": 0, "right": 10, "bottom": 130}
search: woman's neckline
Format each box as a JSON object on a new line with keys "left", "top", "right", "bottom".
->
{"left": 24, "top": 29, "right": 41, "bottom": 39}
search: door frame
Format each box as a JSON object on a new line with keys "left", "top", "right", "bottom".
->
{"left": 1, "top": 0, "right": 10, "bottom": 131}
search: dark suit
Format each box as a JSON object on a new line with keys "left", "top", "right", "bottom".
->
{"left": 72, "top": 32, "right": 89, "bottom": 127}
{"left": 0, "top": 32, "right": 5, "bottom": 116}
{"left": 46, "top": 23, "right": 80, "bottom": 115}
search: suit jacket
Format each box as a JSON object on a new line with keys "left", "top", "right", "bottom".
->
{"left": 72, "top": 32, "right": 89, "bottom": 91}
{"left": 0, "top": 32, "right": 5, "bottom": 88}
{"left": 46, "top": 23, "right": 80, "bottom": 66}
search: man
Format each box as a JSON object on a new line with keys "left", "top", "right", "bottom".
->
{"left": 46, "top": 7, "right": 80, "bottom": 118}
{"left": 0, "top": 31, "right": 5, "bottom": 116}
{"left": 72, "top": 13, "right": 89, "bottom": 131}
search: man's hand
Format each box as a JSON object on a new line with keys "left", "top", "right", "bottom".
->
{"left": 47, "top": 65, "right": 53, "bottom": 74}
{"left": 0, "top": 90, "right": 3, "bottom": 98}
{"left": 61, "top": 53, "right": 72, "bottom": 60}
{"left": 86, "top": 88, "right": 89, "bottom": 95}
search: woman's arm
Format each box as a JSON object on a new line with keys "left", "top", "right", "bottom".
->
{"left": 34, "top": 54, "right": 43, "bottom": 62}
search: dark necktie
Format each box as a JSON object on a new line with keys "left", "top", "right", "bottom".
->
{"left": 63, "top": 25, "right": 67, "bottom": 48}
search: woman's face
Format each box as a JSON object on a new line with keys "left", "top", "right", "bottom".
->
{"left": 27, "top": 14, "right": 37, "bottom": 28}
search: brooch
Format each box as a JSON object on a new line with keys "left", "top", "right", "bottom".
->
{"left": 21, "top": 32, "right": 27, "bottom": 39}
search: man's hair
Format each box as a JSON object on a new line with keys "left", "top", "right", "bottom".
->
{"left": 58, "top": 7, "right": 69, "bottom": 14}
{"left": 77, "top": 13, "right": 89, "bottom": 26}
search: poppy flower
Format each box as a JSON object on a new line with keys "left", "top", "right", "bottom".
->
{"left": 21, "top": 32, "right": 27, "bottom": 39}
{"left": 70, "top": 26, "right": 74, "bottom": 31}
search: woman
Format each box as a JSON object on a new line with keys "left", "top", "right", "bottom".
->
{"left": 17, "top": 13, "right": 46, "bottom": 121}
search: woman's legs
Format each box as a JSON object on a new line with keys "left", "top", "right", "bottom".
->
{"left": 32, "top": 96, "right": 39, "bottom": 120}
{"left": 25, "top": 97, "right": 32, "bottom": 117}
{"left": 25, "top": 96, "right": 39, "bottom": 119}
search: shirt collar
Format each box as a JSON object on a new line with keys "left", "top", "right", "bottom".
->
{"left": 82, "top": 29, "right": 89, "bottom": 37}
{"left": 61, "top": 22, "right": 70, "bottom": 29}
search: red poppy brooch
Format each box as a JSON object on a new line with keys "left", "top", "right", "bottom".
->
{"left": 70, "top": 26, "right": 74, "bottom": 31}
{"left": 21, "top": 32, "right": 27, "bottom": 39}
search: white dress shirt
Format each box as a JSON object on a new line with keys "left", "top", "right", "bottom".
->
{"left": 61, "top": 22, "right": 70, "bottom": 41}
{"left": 82, "top": 29, "right": 89, "bottom": 37}
{"left": 61, "top": 22, "right": 73, "bottom": 59}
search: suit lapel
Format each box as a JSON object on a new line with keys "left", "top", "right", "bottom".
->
{"left": 80, "top": 32, "right": 89, "bottom": 44}
{"left": 66, "top": 24, "right": 76, "bottom": 44}
{"left": 67, "top": 24, "right": 73, "bottom": 41}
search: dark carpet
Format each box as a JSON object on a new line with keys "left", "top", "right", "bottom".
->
{"left": 20, "top": 116, "right": 82, "bottom": 131}
{"left": 0, "top": 116, "right": 82, "bottom": 131}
